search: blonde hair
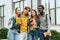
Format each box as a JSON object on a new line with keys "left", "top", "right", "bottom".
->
{"left": 13, "top": 7, "right": 20, "bottom": 17}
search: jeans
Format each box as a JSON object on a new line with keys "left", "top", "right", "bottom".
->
{"left": 7, "top": 29, "right": 20, "bottom": 40}
{"left": 19, "top": 32, "right": 27, "bottom": 40}
{"left": 38, "top": 29, "right": 50, "bottom": 40}
{"left": 28, "top": 30, "right": 38, "bottom": 40}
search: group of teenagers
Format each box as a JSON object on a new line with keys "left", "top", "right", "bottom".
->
{"left": 7, "top": 5, "right": 51, "bottom": 40}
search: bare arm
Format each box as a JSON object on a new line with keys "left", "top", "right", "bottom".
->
{"left": 8, "top": 19, "right": 11, "bottom": 26}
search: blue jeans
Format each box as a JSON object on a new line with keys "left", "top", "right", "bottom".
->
{"left": 28, "top": 30, "right": 38, "bottom": 40}
{"left": 38, "top": 29, "right": 50, "bottom": 40}
{"left": 7, "top": 29, "right": 20, "bottom": 40}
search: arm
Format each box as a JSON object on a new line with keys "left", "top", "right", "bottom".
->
{"left": 8, "top": 19, "right": 11, "bottom": 26}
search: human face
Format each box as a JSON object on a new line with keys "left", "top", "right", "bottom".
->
{"left": 38, "top": 7, "right": 43, "bottom": 13}
{"left": 16, "top": 8, "right": 21, "bottom": 15}
{"left": 24, "top": 9, "right": 30, "bottom": 15}
{"left": 31, "top": 10, "right": 36, "bottom": 17}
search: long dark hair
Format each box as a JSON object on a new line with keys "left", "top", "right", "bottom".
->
{"left": 30, "top": 9, "right": 38, "bottom": 21}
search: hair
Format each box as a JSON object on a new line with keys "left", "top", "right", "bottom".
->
{"left": 38, "top": 5, "right": 44, "bottom": 9}
{"left": 15, "top": 7, "right": 19, "bottom": 14}
{"left": 30, "top": 9, "right": 38, "bottom": 21}
{"left": 13, "top": 7, "right": 20, "bottom": 17}
{"left": 24, "top": 6, "right": 30, "bottom": 12}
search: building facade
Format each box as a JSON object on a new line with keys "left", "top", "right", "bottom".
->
{"left": 0, "top": 0, "right": 60, "bottom": 28}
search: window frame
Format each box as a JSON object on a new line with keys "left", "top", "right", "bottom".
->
{"left": 0, "top": 5, "right": 5, "bottom": 27}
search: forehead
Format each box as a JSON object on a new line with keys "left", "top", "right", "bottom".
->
{"left": 25, "top": 9, "right": 29, "bottom": 11}
{"left": 17, "top": 8, "right": 20, "bottom": 10}
{"left": 38, "top": 7, "right": 42, "bottom": 8}
{"left": 32, "top": 10, "right": 35, "bottom": 12}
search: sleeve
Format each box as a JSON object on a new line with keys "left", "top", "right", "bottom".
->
{"left": 28, "top": 19, "right": 31, "bottom": 28}
{"left": 11, "top": 17, "right": 16, "bottom": 27}
{"left": 27, "top": 19, "right": 31, "bottom": 32}
{"left": 37, "top": 19, "right": 40, "bottom": 28}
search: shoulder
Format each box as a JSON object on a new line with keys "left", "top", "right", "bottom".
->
{"left": 11, "top": 16, "right": 16, "bottom": 20}
{"left": 20, "top": 14, "right": 24, "bottom": 17}
{"left": 45, "top": 13, "right": 50, "bottom": 20}
{"left": 37, "top": 14, "right": 40, "bottom": 16}
{"left": 37, "top": 14, "right": 40, "bottom": 19}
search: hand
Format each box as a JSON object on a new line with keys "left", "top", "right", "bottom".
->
{"left": 44, "top": 32, "right": 51, "bottom": 38}
{"left": 8, "top": 19, "right": 11, "bottom": 25}
{"left": 31, "top": 22, "right": 34, "bottom": 25}
{"left": 31, "top": 26, "right": 38, "bottom": 28}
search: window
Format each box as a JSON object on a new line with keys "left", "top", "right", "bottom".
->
{"left": 24, "top": 0, "right": 31, "bottom": 9}
{"left": 0, "top": 5, "right": 4, "bottom": 27}
{"left": 41, "top": 0, "right": 60, "bottom": 25}
{"left": 56, "top": 0, "right": 60, "bottom": 7}
{"left": 14, "top": 2, "right": 20, "bottom": 8}
{"left": 41, "top": 0, "right": 56, "bottom": 25}
{"left": 13, "top": 2, "right": 20, "bottom": 11}
{"left": 32, "top": 0, "right": 37, "bottom": 10}
{"left": 50, "top": 9, "right": 55, "bottom": 25}
{"left": 12, "top": 1, "right": 24, "bottom": 13}
{"left": 50, "top": 0, "right": 55, "bottom": 8}
{"left": 20, "top": 1, "right": 24, "bottom": 12}
{"left": 56, "top": 8, "right": 60, "bottom": 24}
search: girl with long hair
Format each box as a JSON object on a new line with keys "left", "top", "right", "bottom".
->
{"left": 8, "top": 7, "right": 21, "bottom": 40}
{"left": 28, "top": 9, "right": 40, "bottom": 40}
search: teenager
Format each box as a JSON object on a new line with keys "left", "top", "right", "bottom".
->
{"left": 38, "top": 5, "right": 51, "bottom": 40}
{"left": 28, "top": 9, "right": 40, "bottom": 40}
{"left": 8, "top": 7, "right": 21, "bottom": 40}
{"left": 19, "top": 6, "right": 30, "bottom": 40}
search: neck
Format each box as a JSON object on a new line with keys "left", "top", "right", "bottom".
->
{"left": 24, "top": 13, "right": 28, "bottom": 17}
{"left": 40, "top": 12, "right": 44, "bottom": 16}
{"left": 33, "top": 16, "right": 36, "bottom": 19}
{"left": 16, "top": 14, "right": 20, "bottom": 17}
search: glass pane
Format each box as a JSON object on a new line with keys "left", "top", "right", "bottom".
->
{"left": 41, "top": 0, "right": 48, "bottom": 11}
{"left": 50, "top": 9, "right": 55, "bottom": 25}
{"left": 56, "top": 8, "right": 60, "bottom": 24}
{"left": 41, "top": 0, "right": 46, "bottom": 7}
{"left": 0, "top": 6, "right": 4, "bottom": 27}
{"left": 50, "top": 0, "right": 55, "bottom": 8}
{"left": 56, "top": 0, "right": 60, "bottom": 7}
{"left": 21, "top": 1, "right": 24, "bottom": 12}
{"left": 24, "top": 0, "right": 27, "bottom": 7}
{"left": 24, "top": 0, "right": 31, "bottom": 8}
{"left": 15, "top": 2, "right": 19, "bottom": 9}
{"left": 0, "top": 7, "right": 3, "bottom": 16}
{"left": 1, "top": 7, "right": 3, "bottom": 16}
{"left": 32, "top": 0, "right": 37, "bottom": 10}
{"left": 41, "top": 0, "right": 45, "bottom": 6}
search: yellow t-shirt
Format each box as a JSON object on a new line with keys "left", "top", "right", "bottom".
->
{"left": 20, "top": 14, "right": 28, "bottom": 32}
{"left": 15, "top": 17, "right": 21, "bottom": 24}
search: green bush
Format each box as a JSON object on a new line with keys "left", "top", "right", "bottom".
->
{"left": 51, "top": 30, "right": 60, "bottom": 40}
{"left": 0, "top": 28, "right": 8, "bottom": 39}
{"left": 0, "top": 28, "right": 60, "bottom": 40}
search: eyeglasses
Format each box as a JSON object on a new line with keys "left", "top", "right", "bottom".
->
{"left": 38, "top": 8, "right": 43, "bottom": 9}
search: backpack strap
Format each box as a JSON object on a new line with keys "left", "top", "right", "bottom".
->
{"left": 46, "top": 14, "right": 48, "bottom": 29}
{"left": 37, "top": 14, "right": 40, "bottom": 28}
